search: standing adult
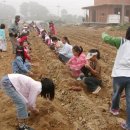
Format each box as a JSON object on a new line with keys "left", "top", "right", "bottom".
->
{"left": 102, "top": 27, "right": 130, "bottom": 130}
{"left": 9, "top": 15, "right": 20, "bottom": 54}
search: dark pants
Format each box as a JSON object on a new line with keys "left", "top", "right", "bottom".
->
{"left": 58, "top": 54, "right": 70, "bottom": 63}
{"left": 81, "top": 66, "right": 91, "bottom": 77}
{"left": 83, "top": 77, "right": 102, "bottom": 92}
{"left": 81, "top": 66, "right": 102, "bottom": 92}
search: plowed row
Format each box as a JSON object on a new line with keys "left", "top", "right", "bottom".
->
{"left": 0, "top": 26, "right": 126, "bottom": 130}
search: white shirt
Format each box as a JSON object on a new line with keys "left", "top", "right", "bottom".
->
{"left": 59, "top": 43, "right": 73, "bottom": 58}
{"left": 112, "top": 39, "right": 130, "bottom": 77}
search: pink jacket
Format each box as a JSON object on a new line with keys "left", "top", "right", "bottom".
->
{"left": 68, "top": 53, "right": 87, "bottom": 71}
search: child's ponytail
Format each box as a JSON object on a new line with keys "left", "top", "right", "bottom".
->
{"left": 79, "top": 46, "right": 83, "bottom": 55}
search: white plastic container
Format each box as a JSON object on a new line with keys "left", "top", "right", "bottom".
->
{"left": 107, "top": 14, "right": 120, "bottom": 24}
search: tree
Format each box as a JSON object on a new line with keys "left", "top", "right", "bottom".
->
{"left": 20, "top": 2, "right": 50, "bottom": 21}
{"left": 20, "top": 2, "right": 29, "bottom": 19}
{"left": 61, "top": 9, "right": 68, "bottom": 16}
{"left": 60, "top": 9, "right": 82, "bottom": 24}
{"left": 0, "top": 4, "right": 16, "bottom": 24}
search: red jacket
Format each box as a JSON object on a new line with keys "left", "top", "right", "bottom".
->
{"left": 18, "top": 36, "right": 28, "bottom": 46}
{"left": 49, "top": 24, "right": 56, "bottom": 35}
{"left": 24, "top": 47, "right": 31, "bottom": 61}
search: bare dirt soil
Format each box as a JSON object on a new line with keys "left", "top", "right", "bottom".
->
{"left": 0, "top": 26, "right": 127, "bottom": 130}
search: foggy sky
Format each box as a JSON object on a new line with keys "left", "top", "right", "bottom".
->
{"left": 1, "top": 0, "right": 94, "bottom": 16}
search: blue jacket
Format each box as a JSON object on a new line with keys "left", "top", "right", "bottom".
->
{"left": 12, "top": 56, "right": 31, "bottom": 74}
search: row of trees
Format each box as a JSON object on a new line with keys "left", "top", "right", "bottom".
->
{"left": 61, "top": 9, "right": 82, "bottom": 24}
{"left": 0, "top": 1, "right": 82, "bottom": 24}
{"left": 0, "top": 4, "right": 16, "bottom": 23}
{"left": 20, "top": 2, "right": 49, "bottom": 21}
{"left": 20, "top": 2, "right": 82, "bottom": 23}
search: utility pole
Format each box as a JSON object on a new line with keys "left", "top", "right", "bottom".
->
{"left": 57, "top": 5, "right": 61, "bottom": 17}
{"left": 121, "top": 0, "right": 125, "bottom": 25}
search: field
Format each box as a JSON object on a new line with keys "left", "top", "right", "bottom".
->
{"left": 0, "top": 25, "right": 127, "bottom": 130}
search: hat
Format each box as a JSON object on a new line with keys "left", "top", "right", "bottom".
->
{"left": 23, "top": 26, "right": 28, "bottom": 29}
{"left": 40, "top": 29, "right": 44, "bottom": 32}
{"left": 22, "top": 30, "right": 28, "bottom": 34}
{"left": 86, "top": 52, "right": 97, "bottom": 59}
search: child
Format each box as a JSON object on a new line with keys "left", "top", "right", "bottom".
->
{"left": 40, "top": 29, "right": 46, "bottom": 41}
{"left": 41, "top": 30, "right": 51, "bottom": 46}
{"left": 8, "top": 15, "right": 20, "bottom": 54}
{"left": 12, "top": 46, "right": 32, "bottom": 75}
{"left": 67, "top": 45, "right": 87, "bottom": 77}
{"left": 50, "top": 36, "right": 63, "bottom": 52}
{"left": 45, "top": 34, "right": 51, "bottom": 46}
{"left": 22, "top": 24, "right": 30, "bottom": 34}
{"left": 80, "top": 49, "right": 102, "bottom": 94}
{"left": 1, "top": 74, "right": 55, "bottom": 130}
{"left": 0, "top": 24, "right": 7, "bottom": 52}
{"left": 17, "top": 31, "right": 29, "bottom": 46}
{"left": 35, "top": 25, "right": 40, "bottom": 36}
{"left": 49, "top": 21, "right": 56, "bottom": 36}
{"left": 58, "top": 37, "right": 73, "bottom": 63}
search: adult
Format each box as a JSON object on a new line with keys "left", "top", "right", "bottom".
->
{"left": 102, "top": 27, "right": 130, "bottom": 130}
{"left": 9, "top": 15, "right": 20, "bottom": 54}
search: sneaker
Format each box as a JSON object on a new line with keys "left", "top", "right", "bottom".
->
{"left": 121, "top": 122, "right": 127, "bottom": 129}
{"left": 92, "top": 86, "right": 101, "bottom": 94}
{"left": 110, "top": 108, "right": 119, "bottom": 116}
{"left": 77, "top": 77, "right": 81, "bottom": 81}
{"left": 80, "top": 75, "right": 85, "bottom": 80}
{"left": 18, "top": 125, "right": 34, "bottom": 130}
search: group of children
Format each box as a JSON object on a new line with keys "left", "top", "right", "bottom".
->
{"left": 0, "top": 21, "right": 56, "bottom": 130}
{"left": 1, "top": 18, "right": 130, "bottom": 130}
{"left": 0, "top": 21, "right": 32, "bottom": 76}
{"left": 12, "top": 28, "right": 33, "bottom": 75}
{"left": 35, "top": 24, "right": 102, "bottom": 94}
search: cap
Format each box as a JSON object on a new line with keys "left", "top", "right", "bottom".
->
{"left": 86, "top": 52, "right": 97, "bottom": 59}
